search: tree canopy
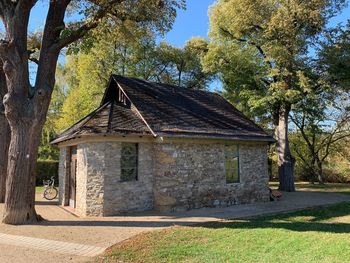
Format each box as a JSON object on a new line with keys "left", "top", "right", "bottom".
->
{"left": 205, "top": 0, "right": 347, "bottom": 191}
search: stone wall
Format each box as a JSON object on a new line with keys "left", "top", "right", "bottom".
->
{"left": 75, "top": 143, "right": 104, "bottom": 216}
{"left": 72, "top": 142, "right": 154, "bottom": 216}
{"left": 58, "top": 147, "right": 69, "bottom": 206}
{"left": 59, "top": 140, "right": 269, "bottom": 216}
{"left": 103, "top": 142, "right": 154, "bottom": 215}
{"left": 153, "top": 143, "right": 269, "bottom": 212}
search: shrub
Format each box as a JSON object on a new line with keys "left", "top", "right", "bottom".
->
{"left": 36, "top": 160, "right": 59, "bottom": 186}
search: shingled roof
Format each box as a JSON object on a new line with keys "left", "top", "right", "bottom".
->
{"left": 52, "top": 75, "right": 274, "bottom": 144}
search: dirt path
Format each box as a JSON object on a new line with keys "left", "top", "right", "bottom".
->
{"left": 0, "top": 190, "right": 349, "bottom": 263}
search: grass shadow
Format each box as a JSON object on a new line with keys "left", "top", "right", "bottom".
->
{"left": 202, "top": 202, "right": 350, "bottom": 234}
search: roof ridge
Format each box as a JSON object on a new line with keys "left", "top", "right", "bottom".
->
{"left": 112, "top": 74, "right": 213, "bottom": 94}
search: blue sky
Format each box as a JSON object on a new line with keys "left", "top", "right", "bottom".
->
{"left": 160, "top": 0, "right": 215, "bottom": 46}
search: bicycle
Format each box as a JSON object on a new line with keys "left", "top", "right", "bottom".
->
{"left": 43, "top": 176, "right": 58, "bottom": 200}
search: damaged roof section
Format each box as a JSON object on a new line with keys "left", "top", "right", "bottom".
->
{"left": 52, "top": 75, "right": 274, "bottom": 144}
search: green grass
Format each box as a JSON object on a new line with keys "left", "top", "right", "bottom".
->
{"left": 270, "top": 181, "right": 350, "bottom": 194}
{"left": 100, "top": 202, "right": 350, "bottom": 263}
{"left": 36, "top": 186, "right": 45, "bottom": 194}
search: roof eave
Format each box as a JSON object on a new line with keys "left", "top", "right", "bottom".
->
{"left": 51, "top": 132, "right": 275, "bottom": 145}
{"left": 156, "top": 133, "right": 276, "bottom": 143}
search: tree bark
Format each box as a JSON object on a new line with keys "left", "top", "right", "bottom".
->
{"left": 275, "top": 105, "right": 296, "bottom": 192}
{"left": 0, "top": 63, "right": 10, "bottom": 203}
{"left": 316, "top": 158, "right": 324, "bottom": 184}
{"left": 0, "top": 0, "right": 70, "bottom": 224}
{"left": 2, "top": 123, "right": 41, "bottom": 224}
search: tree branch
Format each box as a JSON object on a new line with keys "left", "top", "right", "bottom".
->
{"left": 50, "top": 17, "right": 102, "bottom": 52}
{"left": 51, "top": 0, "right": 127, "bottom": 52}
{"left": 28, "top": 57, "right": 39, "bottom": 65}
{"left": 219, "top": 27, "right": 275, "bottom": 71}
{"left": 290, "top": 113, "right": 314, "bottom": 152}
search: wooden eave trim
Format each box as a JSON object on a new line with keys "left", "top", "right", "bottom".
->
{"left": 56, "top": 134, "right": 270, "bottom": 147}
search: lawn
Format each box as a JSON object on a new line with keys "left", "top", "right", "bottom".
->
{"left": 36, "top": 186, "right": 45, "bottom": 194}
{"left": 100, "top": 202, "right": 350, "bottom": 263}
{"left": 270, "top": 181, "right": 350, "bottom": 194}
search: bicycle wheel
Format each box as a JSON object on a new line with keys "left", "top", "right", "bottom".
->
{"left": 44, "top": 187, "right": 58, "bottom": 200}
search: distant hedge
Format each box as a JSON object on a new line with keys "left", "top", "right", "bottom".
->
{"left": 36, "top": 160, "right": 59, "bottom": 186}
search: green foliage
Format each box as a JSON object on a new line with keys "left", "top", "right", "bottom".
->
{"left": 36, "top": 160, "right": 59, "bottom": 186}
{"left": 203, "top": 41, "right": 270, "bottom": 121}
{"left": 205, "top": 0, "right": 346, "bottom": 118}
{"left": 38, "top": 129, "right": 59, "bottom": 161}
{"left": 66, "top": 0, "right": 186, "bottom": 52}
{"left": 318, "top": 21, "right": 350, "bottom": 91}
{"left": 155, "top": 38, "right": 214, "bottom": 89}
{"left": 205, "top": 0, "right": 349, "bottom": 183}
{"left": 55, "top": 53, "right": 107, "bottom": 131}
{"left": 38, "top": 64, "right": 67, "bottom": 161}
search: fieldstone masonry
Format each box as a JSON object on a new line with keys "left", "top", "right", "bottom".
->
{"left": 58, "top": 147, "right": 69, "bottom": 206}
{"left": 103, "top": 142, "right": 154, "bottom": 216}
{"left": 58, "top": 140, "right": 270, "bottom": 217}
{"left": 153, "top": 143, "right": 269, "bottom": 212}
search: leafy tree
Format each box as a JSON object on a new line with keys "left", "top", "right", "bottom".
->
{"left": 155, "top": 38, "right": 214, "bottom": 89}
{"left": 0, "top": 0, "right": 185, "bottom": 225}
{"left": 38, "top": 64, "right": 67, "bottom": 161}
{"left": 205, "top": 0, "right": 346, "bottom": 191}
{"left": 290, "top": 92, "right": 350, "bottom": 183}
{"left": 318, "top": 21, "right": 350, "bottom": 91}
{"left": 289, "top": 20, "right": 350, "bottom": 183}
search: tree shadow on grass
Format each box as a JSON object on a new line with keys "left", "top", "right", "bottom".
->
{"left": 34, "top": 202, "right": 350, "bottom": 234}
{"left": 201, "top": 220, "right": 350, "bottom": 234}
{"left": 202, "top": 202, "right": 350, "bottom": 234}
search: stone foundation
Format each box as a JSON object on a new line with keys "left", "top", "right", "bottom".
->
{"left": 58, "top": 140, "right": 269, "bottom": 217}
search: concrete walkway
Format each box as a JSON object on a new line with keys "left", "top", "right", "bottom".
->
{"left": 0, "top": 233, "right": 105, "bottom": 257}
{"left": 0, "top": 190, "right": 349, "bottom": 263}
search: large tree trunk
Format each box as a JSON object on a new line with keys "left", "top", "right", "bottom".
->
{"left": 0, "top": 64, "right": 10, "bottom": 203}
{"left": 316, "top": 158, "right": 324, "bottom": 184}
{"left": 0, "top": 0, "right": 69, "bottom": 224}
{"left": 275, "top": 105, "right": 296, "bottom": 192}
{"left": 2, "top": 122, "right": 41, "bottom": 224}
{"left": 0, "top": 112, "right": 10, "bottom": 203}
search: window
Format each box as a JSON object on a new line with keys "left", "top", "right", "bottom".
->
{"left": 225, "top": 145, "right": 240, "bottom": 183}
{"left": 120, "top": 143, "right": 138, "bottom": 182}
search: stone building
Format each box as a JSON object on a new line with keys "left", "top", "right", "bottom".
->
{"left": 52, "top": 75, "right": 274, "bottom": 217}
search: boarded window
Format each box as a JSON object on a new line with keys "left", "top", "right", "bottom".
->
{"left": 121, "top": 143, "right": 138, "bottom": 182}
{"left": 225, "top": 145, "right": 240, "bottom": 183}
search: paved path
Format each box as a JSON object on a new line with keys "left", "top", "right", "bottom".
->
{"left": 0, "top": 190, "right": 349, "bottom": 263}
{"left": 0, "top": 233, "right": 105, "bottom": 257}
